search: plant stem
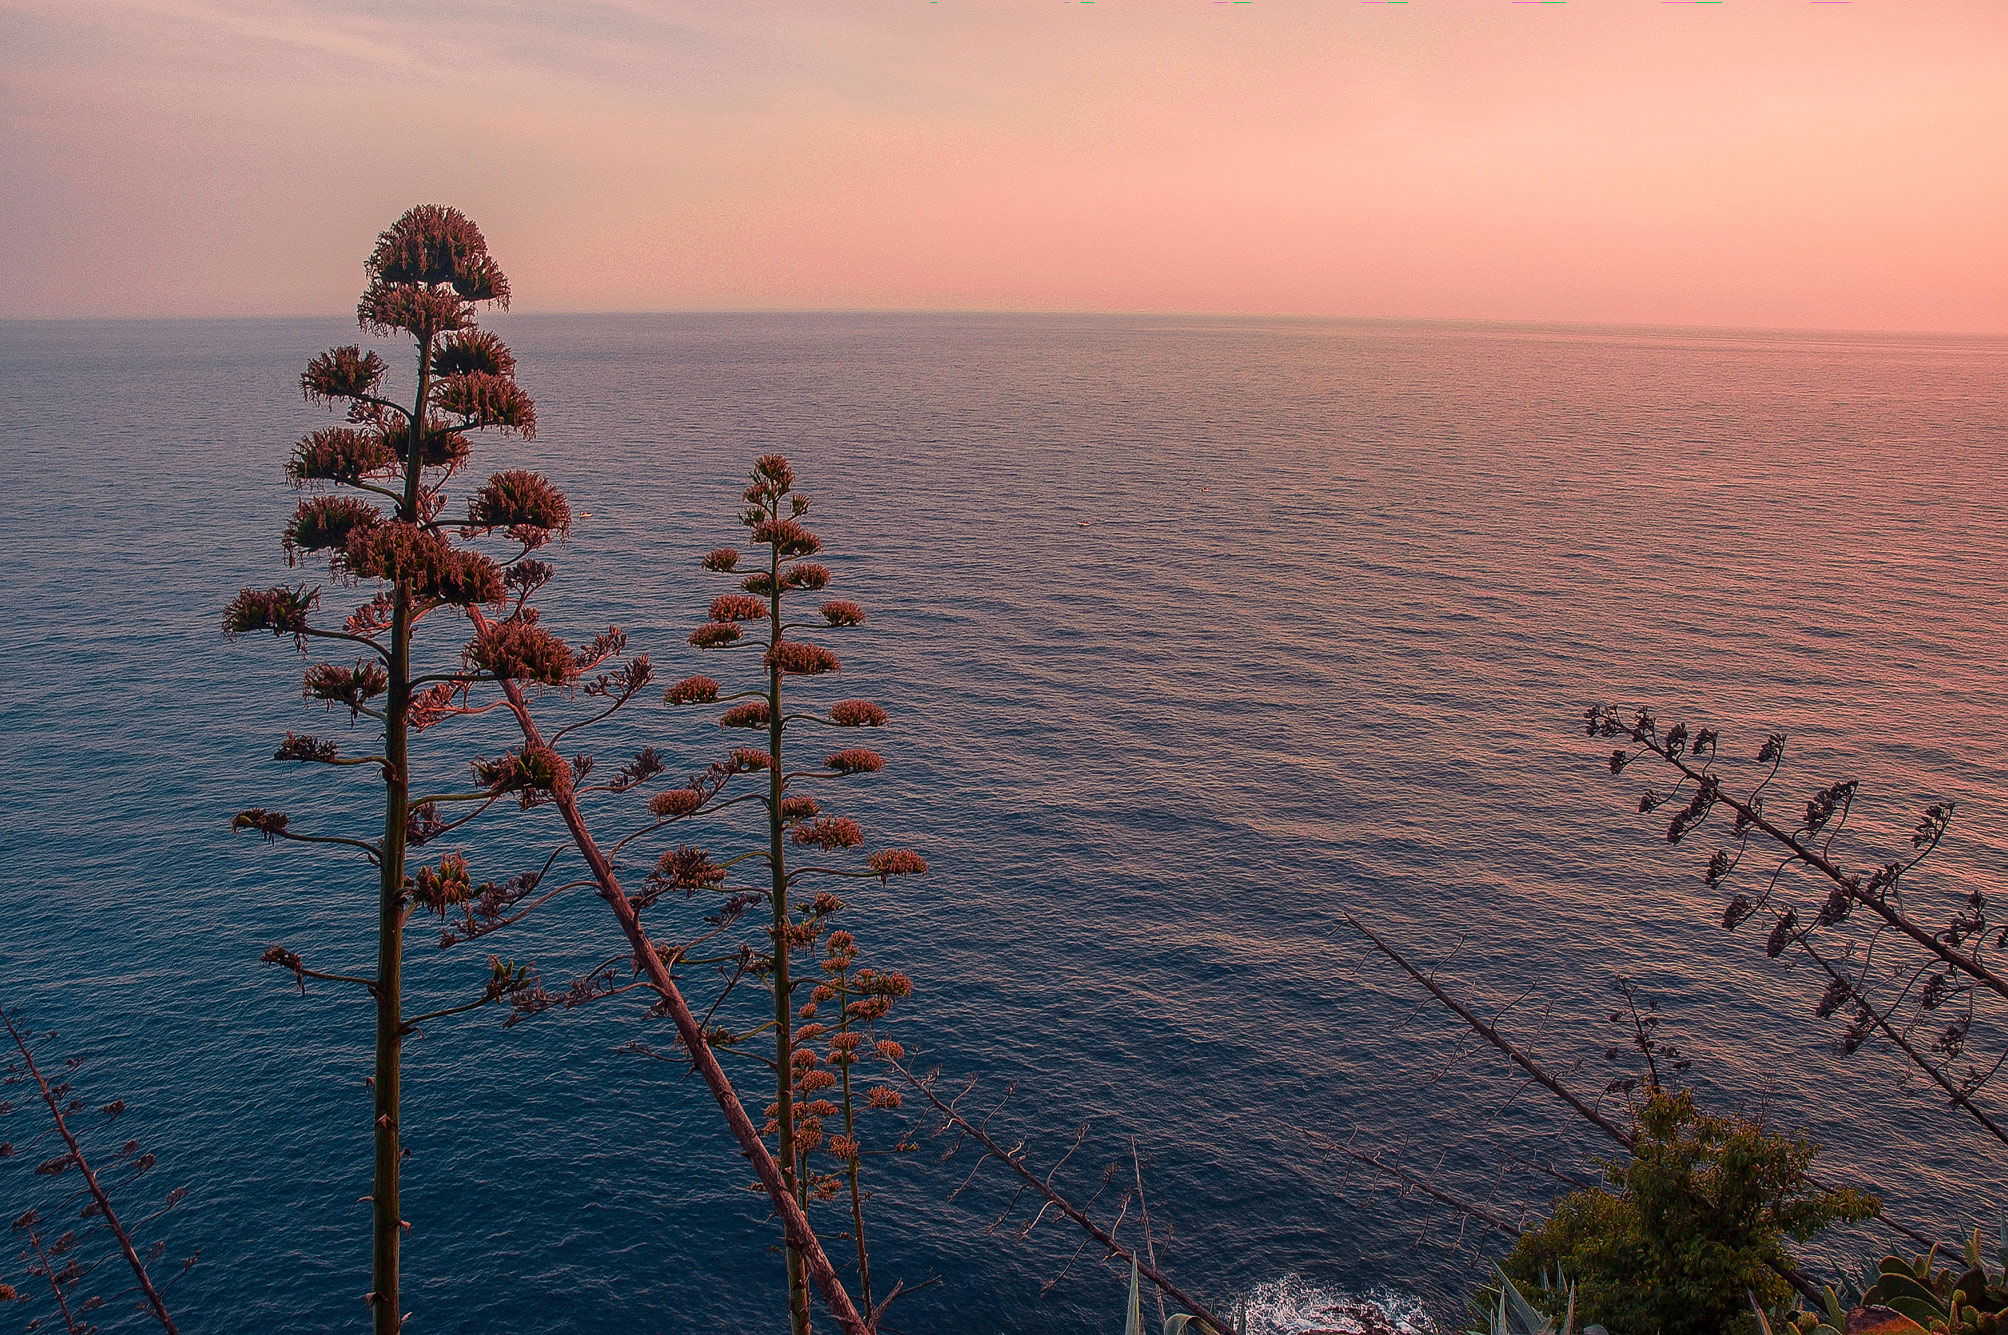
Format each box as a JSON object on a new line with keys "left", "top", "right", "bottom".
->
{"left": 767, "top": 508, "right": 813, "bottom": 1335}
{"left": 481, "top": 656, "right": 874, "bottom": 1334}
{"left": 0, "top": 1005, "right": 180, "bottom": 1332}
{"left": 836, "top": 970, "right": 873, "bottom": 1312}
{"left": 370, "top": 337, "right": 431, "bottom": 1334}
{"left": 891, "top": 1058, "right": 1235, "bottom": 1335}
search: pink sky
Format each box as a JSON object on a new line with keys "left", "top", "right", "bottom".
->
{"left": 2, "top": 0, "right": 2003, "bottom": 332}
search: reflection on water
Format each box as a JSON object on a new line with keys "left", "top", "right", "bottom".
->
{"left": 1, "top": 313, "right": 2003, "bottom": 1331}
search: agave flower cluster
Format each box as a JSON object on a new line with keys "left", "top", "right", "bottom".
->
{"left": 221, "top": 205, "right": 576, "bottom": 1335}
{"left": 799, "top": 928, "right": 913, "bottom": 1313}
{"left": 659, "top": 455, "right": 926, "bottom": 1332}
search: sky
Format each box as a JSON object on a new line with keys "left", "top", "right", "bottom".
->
{"left": 1, "top": 0, "right": 2003, "bottom": 332}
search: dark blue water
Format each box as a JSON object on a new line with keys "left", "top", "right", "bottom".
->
{"left": 3, "top": 313, "right": 2005, "bottom": 1333}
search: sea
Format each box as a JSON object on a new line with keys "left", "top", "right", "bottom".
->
{"left": 2, "top": 312, "right": 2005, "bottom": 1333}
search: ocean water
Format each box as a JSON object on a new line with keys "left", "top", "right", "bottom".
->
{"left": 2, "top": 312, "right": 2005, "bottom": 1333}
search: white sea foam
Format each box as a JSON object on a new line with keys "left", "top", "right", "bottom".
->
{"left": 1233, "top": 1276, "right": 1440, "bottom": 1335}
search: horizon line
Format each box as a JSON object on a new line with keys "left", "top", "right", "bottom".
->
{"left": 3, "top": 305, "right": 2004, "bottom": 343}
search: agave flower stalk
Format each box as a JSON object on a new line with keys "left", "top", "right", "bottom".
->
{"left": 471, "top": 654, "right": 878, "bottom": 1334}
{"left": 668, "top": 455, "right": 927, "bottom": 1332}
{"left": 224, "top": 206, "right": 549, "bottom": 1334}
{"left": 811, "top": 931, "right": 912, "bottom": 1314}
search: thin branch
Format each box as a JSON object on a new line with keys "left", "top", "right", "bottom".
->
{"left": 890, "top": 1057, "right": 1235, "bottom": 1335}
{"left": 2, "top": 1004, "right": 180, "bottom": 1333}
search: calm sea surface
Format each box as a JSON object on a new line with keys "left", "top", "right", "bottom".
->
{"left": 2, "top": 313, "right": 2005, "bottom": 1333}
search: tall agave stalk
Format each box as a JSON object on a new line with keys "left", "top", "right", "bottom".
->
{"left": 224, "top": 206, "right": 548, "bottom": 1334}
{"left": 666, "top": 454, "right": 927, "bottom": 1331}
{"left": 812, "top": 928, "right": 911, "bottom": 1314}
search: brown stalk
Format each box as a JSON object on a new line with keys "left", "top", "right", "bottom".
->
{"left": 1341, "top": 913, "right": 1839, "bottom": 1307}
{"left": 1, "top": 1005, "right": 179, "bottom": 1333}
{"left": 889, "top": 1057, "right": 1236, "bottom": 1335}
{"left": 483, "top": 657, "right": 873, "bottom": 1335}
{"left": 1630, "top": 728, "right": 2008, "bottom": 1003}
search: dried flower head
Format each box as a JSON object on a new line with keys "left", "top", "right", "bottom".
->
{"left": 664, "top": 675, "right": 721, "bottom": 705}
{"left": 752, "top": 454, "right": 796, "bottom": 488}
{"left": 825, "top": 748, "right": 884, "bottom": 775}
{"left": 649, "top": 788, "right": 706, "bottom": 818}
{"left": 473, "top": 745, "right": 564, "bottom": 795}
{"left": 365, "top": 204, "right": 509, "bottom": 302}
{"left": 709, "top": 594, "right": 768, "bottom": 623}
{"left": 288, "top": 427, "right": 398, "bottom": 486}
{"left": 818, "top": 601, "right": 865, "bottom": 627}
{"left": 689, "top": 622, "right": 744, "bottom": 648}
{"left": 865, "top": 1087, "right": 902, "bottom": 1110}
{"left": 286, "top": 495, "right": 383, "bottom": 557}
{"left": 275, "top": 733, "right": 339, "bottom": 763}
{"left": 827, "top": 700, "right": 886, "bottom": 728}
{"left": 859, "top": 970, "right": 913, "bottom": 998}
{"left": 301, "top": 345, "right": 388, "bottom": 403}
{"left": 791, "top": 818, "right": 864, "bottom": 851}
{"left": 304, "top": 661, "right": 390, "bottom": 714}
{"left": 466, "top": 470, "right": 571, "bottom": 539}
{"left": 1764, "top": 910, "right": 1798, "bottom": 959}
{"left": 750, "top": 518, "right": 821, "bottom": 558}
{"left": 720, "top": 701, "right": 773, "bottom": 729}
{"left": 866, "top": 849, "right": 927, "bottom": 880}
{"left": 730, "top": 748, "right": 775, "bottom": 772}
{"left": 223, "top": 585, "right": 317, "bottom": 639}
{"left": 413, "top": 426, "right": 472, "bottom": 470}
{"left": 430, "top": 328, "right": 517, "bottom": 379}
{"left": 466, "top": 619, "right": 576, "bottom": 685}
{"left": 766, "top": 641, "right": 840, "bottom": 676}
{"left": 701, "top": 547, "right": 740, "bottom": 572}
{"left": 779, "top": 795, "right": 820, "bottom": 822}
{"left": 231, "top": 808, "right": 291, "bottom": 840}
{"left": 504, "top": 560, "right": 554, "bottom": 599}
{"left": 781, "top": 563, "right": 830, "bottom": 591}
{"left": 433, "top": 372, "right": 537, "bottom": 437}
{"left": 654, "top": 845, "right": 727, "bottom": 889}
{"left": 337, "top": 520, "right": 448, "bottom": 582}
{"left": 432, "top": 550, "right": 507, "bottom": 607}
{"left": 357, "top": 283, "right": 470, "bottom": 341}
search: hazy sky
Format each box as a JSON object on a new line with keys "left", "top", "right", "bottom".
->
{"left": 2, "top": 0, "right": 2003, "bottom": 330}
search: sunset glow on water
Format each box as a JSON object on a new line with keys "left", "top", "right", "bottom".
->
{"left": 3, "top": 312, "right": 2003, "bottom": 1329}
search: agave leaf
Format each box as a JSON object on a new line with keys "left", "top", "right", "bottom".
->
{"left": 1125, "top": 1261, "right": 1143, "bottom": 1335}
{"left": 1869, "top": 1272, "right": 1947, "bottom": 1314}
{"left": 1880, "top": 1294, "right": 1947, "bottom": 1326}
{"left": 1967, "top": 1226, "right": 1985, "bottom": 1274}
{"left": 1499, "top": 1270, "right": 1551, "bottom": 1331}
